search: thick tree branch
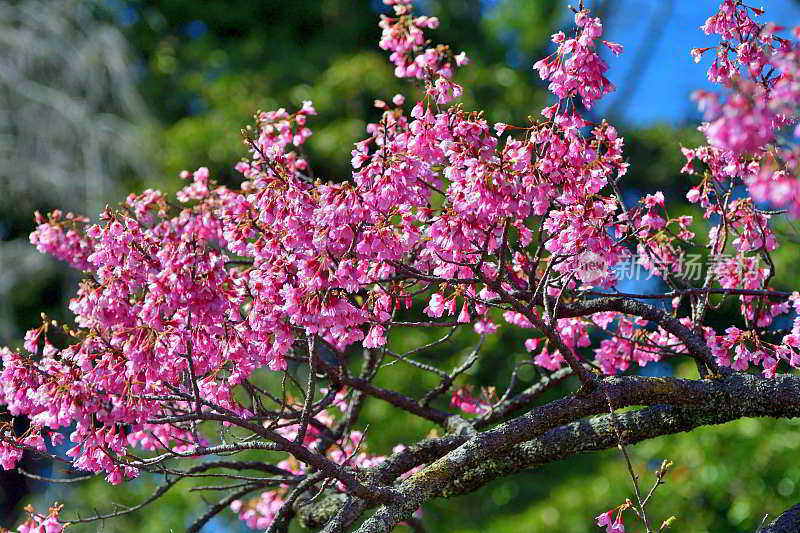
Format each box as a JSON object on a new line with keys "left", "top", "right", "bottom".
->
{"left": 443, "top": 401, "right": 786, "bottom": 497}
{"left": 352, "top": 373, "right": 800, "bottom": 533}
{"left": 761, "top": 504, "right": 800, "bottom": 533}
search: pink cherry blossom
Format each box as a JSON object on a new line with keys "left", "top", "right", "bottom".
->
{"left": 1, "top": 2, "right": 800, "bottom": 531}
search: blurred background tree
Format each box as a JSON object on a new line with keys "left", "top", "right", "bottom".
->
{"left": 1, "top": 0, "right": 799, "bottom": 531}
{"left": 0, "top": 0, "right": 156, "bottom": 344}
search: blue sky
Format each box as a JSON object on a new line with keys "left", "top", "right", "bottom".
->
{"left": 594, "top": 0, "right": 800, "bottom": 125}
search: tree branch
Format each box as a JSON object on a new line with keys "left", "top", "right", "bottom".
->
{"left": 352, "top": 373, "right": 800, "bottom": 533}
{"left": 554, "top": 296, "right": 723, "bottom": 374}
{"left": 761, "top": 504, "right": 800, "bottom": 533}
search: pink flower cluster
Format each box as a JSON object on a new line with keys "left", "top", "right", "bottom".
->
{"left": 0, "top": 6, "right": 632, "bottom": 501}
{"left": 378, "top": 0, "right": 467, "bottom": 104}
{"left": 450, "top": 387, "right": 491, "bottom": 415}
{"left": 533, "top": 11, "right": 622, "bottom": 110}
{"left": 688, "top": 0, "right": 800, "bottom": 215}
{"left": 595, "top": 503, "right": 628, "bottom": 533}
{"left": 29, "top": 210, "right": 93, "bottom": 271}
{"left": 673, "top": 1, "right": 800, "bottom": 377}
{"left": 16, "top": 504, "right": 64, "bottom": 533}
{"left": 706, "top": 293, "right": 800, "bottom": 377}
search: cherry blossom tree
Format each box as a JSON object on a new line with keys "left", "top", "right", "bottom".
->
{"left": 2, "top": 1, "right": 800, "bottom": 531}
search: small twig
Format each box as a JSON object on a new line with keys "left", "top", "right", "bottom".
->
{"left": 265, "top": 472, "right": 326, "bottom": 533}
{"left": 296, "top": 335, "right": 318, "bottom": 445}
{"left": 421, "top": 335, "right": 485, "bottom": 407}
{"left": 603, "top": 385, "right": 652, "bottom": 533}
{"left": 186, "top": 484, "right": 262, "bottom": 533}
{"left": 17, "top": 467, "right": 97, "bottom": 483}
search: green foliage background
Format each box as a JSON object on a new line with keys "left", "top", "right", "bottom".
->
{"left": 2, "top": 1, "right": 799, "bottom": 532}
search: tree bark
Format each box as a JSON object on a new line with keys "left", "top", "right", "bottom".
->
{"left": 761, "top": 504, "right": 800, "bottom": 533}
{"left": 344, "top": 373, "right": 800, "bottom": 533}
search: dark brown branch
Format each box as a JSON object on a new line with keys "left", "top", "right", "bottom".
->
{"left": 186, "top": 484, "right": 261, "bottom": 533}
{"left": 17, "top": 467, "right": 96, "bottom": 483}
{"left": 296, "top": 336, "right": 318, "bottom": 445}
{"left": 421, "top": 335, "right": 484, "bottom": 407}
{"left": 62, "top": 457, "right": 301, "bottom": 525}
{"left": 146, "top": 411, "right": 397, "bottom": 503}
{"left": 317, "top": 358, "right": 450, "bottom": 425}
{"left": 528, "top": 311, "right": 597, "bottom": 388}
{"left": 553, "top": 296, "right": 723, "bottom": 374}
{"left": 174, "top": 460, "right": 299, "bottom": 479}
{"left": 441, "top": 400, "right": 752, "bottom": 497}
{"left": 315, "top": 496, "right": 367, "bottom": 533}
{"left": 65, "top": 477, "right": 179, "bottom": 524}
{"left": 266, "top": 472, "right": 326, "bottom": 533}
